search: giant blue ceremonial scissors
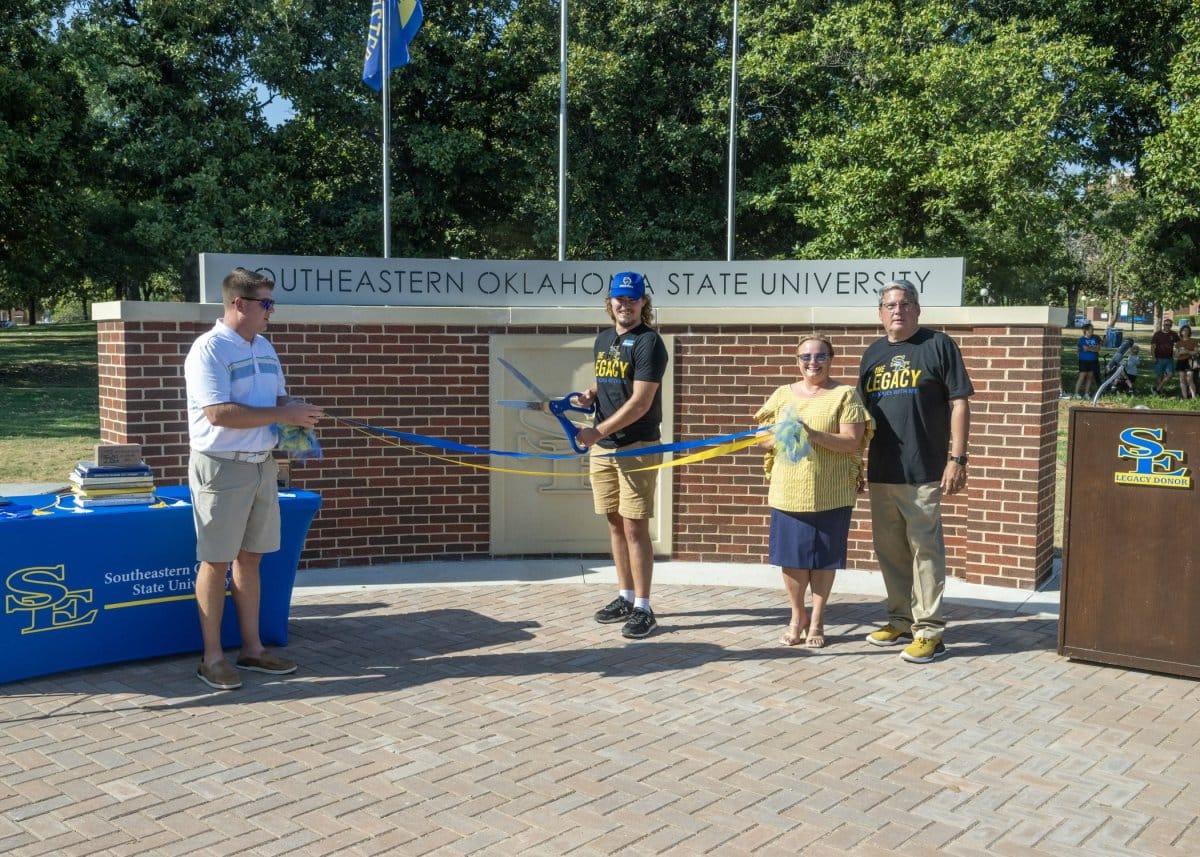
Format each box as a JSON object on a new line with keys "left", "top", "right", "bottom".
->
{"left": 496, "top": 358, "right": 595, "bottom": 454}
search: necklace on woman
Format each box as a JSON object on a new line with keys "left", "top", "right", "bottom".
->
{"left": 793, "top": 381, "right": 830, "bottom": 397}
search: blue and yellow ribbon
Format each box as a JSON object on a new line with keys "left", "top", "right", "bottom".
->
{"left": 332, "top": 415, "right": 770, "bottom": 476}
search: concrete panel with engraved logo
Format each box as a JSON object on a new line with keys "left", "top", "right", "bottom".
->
{"left": 490, "top": 334, "right": 674, "bottom": 555}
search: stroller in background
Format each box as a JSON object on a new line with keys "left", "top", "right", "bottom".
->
{"left": 1092, "top": 338, "right": 1136, "bottom": 403}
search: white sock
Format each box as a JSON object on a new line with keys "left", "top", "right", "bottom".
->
{"left": 620, "top": 589, "right": 634, "bottom": 603}
{"left": 634, "top": 597, "right": 651, "bottom": 613}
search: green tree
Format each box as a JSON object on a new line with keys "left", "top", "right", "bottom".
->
{"left": 985, "top": 0, "right": 1189, "bottom": 171}
{"left": 1143, "top": 0, "right": 1200, "bottom": 301}
{"left": 1004, "top": 0, "right": 1199, "bottom": 306}
{"left": 65, "top": 0, "right": 292, "bottom": 300}
{"left": 1073, "top": 173, "right": 1197, "bottom": 323}
{"left": 251, "top": 0, "right": 568, "bottom": 259}
{"left": 740, "top": 1, "right": 1118, "bottom": 297}
{"left": 0, "top": 2, "right": 91, "bottom": 320}
{"left": 1144, "top": 0, "right": 1200, "bottom": 220}
{"left": 19, "top": 0, "right": 1196, "bottom": 307}
{"left": 561, "top": 1, "right": 732, "bottom": 259}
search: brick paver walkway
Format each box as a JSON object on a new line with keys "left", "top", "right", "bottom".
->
{"left": 2, "top": 583, "right": 1197, "bottom": 856}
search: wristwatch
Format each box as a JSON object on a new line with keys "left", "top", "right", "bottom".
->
{"left": 949, "top": 454, "right": 969, "bottom": 465}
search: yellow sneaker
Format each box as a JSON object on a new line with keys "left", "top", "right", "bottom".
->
{"left": 900, "top": 638, "right": 947, "bottom": 663}
{"left": 865, "top": 624, "right": 911, "bottom": 647}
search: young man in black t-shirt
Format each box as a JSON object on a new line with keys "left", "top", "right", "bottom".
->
{"left": 575, "top": 272, "right": 669, "bottom": 639}
{"left": 857, "top": 280, "right": 974, "bottom": 663}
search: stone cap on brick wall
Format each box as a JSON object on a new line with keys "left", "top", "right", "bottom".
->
{"left": 93, "top": 301, "right": 1069, "bottom": 329}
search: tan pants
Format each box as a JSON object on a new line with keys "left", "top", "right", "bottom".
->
{"left": 868, "top": 481, "right": 946, "bottom": 640}
{"left": 189, "top": 453, "right": 281, "bottom": 563}
{"left": 589, "top": 441, "right": 661, "bottom": 520}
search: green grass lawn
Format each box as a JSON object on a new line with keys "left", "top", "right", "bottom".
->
{"left": 1057, "top": 327, "right": 1200, "bottom": 455}
{"left": 0, "top": 323, "right": 100, "bottom": 482}
{"left": 1058, "top": 326, "right": 1200, "bottom": 409}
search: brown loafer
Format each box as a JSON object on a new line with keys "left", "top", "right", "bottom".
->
{"left": 235, "top": 652, "right": 297, "bottom": 675}
{"left": 197, "top": 659, "right": 242, "bottom": 690}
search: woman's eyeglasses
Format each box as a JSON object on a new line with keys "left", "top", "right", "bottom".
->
{"left": 798, "top": 354, "right": 830, "bottom": 364}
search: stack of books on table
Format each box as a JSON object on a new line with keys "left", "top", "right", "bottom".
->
{"left": 70, "top": 461, "right": 157, "bottom": 508}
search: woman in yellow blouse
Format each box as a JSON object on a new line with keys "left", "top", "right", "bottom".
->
{"left": 754, "top": 334, "right": 873, "bottom": 648}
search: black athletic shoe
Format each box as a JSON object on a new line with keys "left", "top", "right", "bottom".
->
{"left": 594, "top": 596, "right": 634, "bottom": 624}
{"left": 621, "top": 607, "right": 658, "bottom": 639}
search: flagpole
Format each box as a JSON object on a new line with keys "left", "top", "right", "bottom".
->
{"left": 382, "top": 0, "right": 392, "bottom": 258}
{"left": 725, "top": 0, "right": 739, "bottom": 262}
{"left": 557, "top": 0, "right": 568, "bottom": 262}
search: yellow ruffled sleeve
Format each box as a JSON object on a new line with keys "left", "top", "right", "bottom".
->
{"left": 754, "top": 387, "right": 787, "bottom": 480}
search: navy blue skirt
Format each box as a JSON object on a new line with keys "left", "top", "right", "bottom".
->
{"left": 768, "top": 506, "right": 853, "bottom": 570}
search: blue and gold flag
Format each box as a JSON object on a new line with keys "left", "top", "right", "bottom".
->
{"left": 362, "top": 0, "right": 424, "bottom": 91}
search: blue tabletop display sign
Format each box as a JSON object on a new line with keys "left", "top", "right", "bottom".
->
{"left": 0, "top": 485, "right": 320, "bottom": 684}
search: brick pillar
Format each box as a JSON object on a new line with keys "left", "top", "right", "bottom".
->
{"left": 960, "top": 326, "right": 1060, "bottom": 586}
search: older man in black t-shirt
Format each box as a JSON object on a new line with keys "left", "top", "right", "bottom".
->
{"left": 857, "top": 280, "right": 974, "bottom": 664}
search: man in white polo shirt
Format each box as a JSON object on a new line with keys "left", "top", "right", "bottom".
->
{"left": 184, "top": 267, "right": 323, "bottom": 691}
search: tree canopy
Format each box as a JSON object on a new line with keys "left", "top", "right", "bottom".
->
{"left": 1, "top": 0, "right": 1197, "bottom": 313}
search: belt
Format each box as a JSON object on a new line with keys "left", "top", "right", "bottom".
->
{"left": 599, "top": 436, "right": 657, "bottom": 450}
{"left": 202, "top": 450, "right": 273, "bottom": 463}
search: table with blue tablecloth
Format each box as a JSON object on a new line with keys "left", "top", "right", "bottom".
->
{"left": 0, "top": 485, "right": 320, "bottom": 684}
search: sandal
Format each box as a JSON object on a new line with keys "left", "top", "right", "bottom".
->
{"left": 805, "top": 627, "right": 826, "bottom": 648}
{"left": 780, "top": 623, "right": 807, "bottom": 646}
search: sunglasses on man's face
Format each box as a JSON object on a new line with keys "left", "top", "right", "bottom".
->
{"left": 241, "top": 297, "right": 276, "bottom": 311}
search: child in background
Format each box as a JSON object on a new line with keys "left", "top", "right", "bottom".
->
{"left": 1074, "top": 323, "right": 1102, "bottom": 398}
{"left": 1118, "top": 345, "right": 1141, "bottom": 394}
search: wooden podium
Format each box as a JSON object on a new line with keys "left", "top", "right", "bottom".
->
{"left": 1059, "top": 407, "right": 1200, "bottom": 678}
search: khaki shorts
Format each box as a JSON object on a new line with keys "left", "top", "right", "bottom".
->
{"left": 189, "top": 452, "right": 281, "bottom": 562}
{"left": 589, "top": 441, "right": 661, "bottom": 519}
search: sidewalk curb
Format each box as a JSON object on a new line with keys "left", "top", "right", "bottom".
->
{"left": 295, "top": 558, "right": 1061, "bottom": 618}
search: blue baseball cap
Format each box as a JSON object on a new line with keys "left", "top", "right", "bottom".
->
{"left": 609, "top": 272, "right": 646, "bottom": 300}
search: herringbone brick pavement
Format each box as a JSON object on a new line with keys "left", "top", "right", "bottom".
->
{"left": 2, "top": 583, "right": 1198, "bottom": 856}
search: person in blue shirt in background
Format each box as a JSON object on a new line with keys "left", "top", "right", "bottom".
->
{"left": 1073, "top": 323, "right": 1102, "bottom": 399}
